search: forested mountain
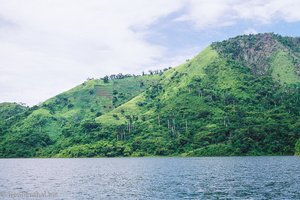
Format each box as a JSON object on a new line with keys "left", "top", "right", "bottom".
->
{"left": 1, "top": 33, "right": 300, "bottom": 157}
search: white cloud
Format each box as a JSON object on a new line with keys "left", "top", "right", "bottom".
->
{"left": 235, "top": 0, "right": 300, "bottom": 23}
{"left": 176, "top": 0, "right": 236, "bottom": 29}
{"left": 178, "top": 0, "right": 300, "bottom": 29}
{"left": 1, "top": 0, "right": 300, "bottom": 105}
{"left": 0, "top": 0, "right": 183, "bottom": 105}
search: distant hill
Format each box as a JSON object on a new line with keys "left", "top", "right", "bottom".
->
{"left": 1, "top": 33, "right": 300, "bottom": 157}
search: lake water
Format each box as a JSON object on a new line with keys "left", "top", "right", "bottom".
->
{"left": 0, "top": 157, "right": 299, "bottom": 199}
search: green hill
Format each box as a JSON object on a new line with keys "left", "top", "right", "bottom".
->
{"left": 1, "top": 33, "right": 300, "bottom": 157}
{"left": 0, "top": 75, "right": 160, "bottom": 157}
{"left": 0, "top": 102, "right": 28, "bottom": 135}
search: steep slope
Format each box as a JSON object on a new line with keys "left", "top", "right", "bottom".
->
{"left": 1, "top": 33, "right": 300, "bottom": 158}
{"left": 212, "top": 33, "right": 300, "bottom": 83}
{"left": 0, "top": 75, "right": 160, "bottom": 157}
{"left": 0, "top": 102, "right": 28, "bottom": 135}
{"left": 41, "top": 75, "right": 160, "bottom": 123}
{"left": 58, "top": 33, "right": 300, "bottom": 157}
{"left": 0, "top": 102, "right": 28, "bottom": 119}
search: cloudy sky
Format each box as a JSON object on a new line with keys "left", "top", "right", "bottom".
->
{"left": 1, "top": 0, "right": 300, "bottom": 105}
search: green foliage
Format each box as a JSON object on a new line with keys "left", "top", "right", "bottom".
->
{"left": 0, "top": 103, "right": 28, "bottom": 134}
{"left": 0, "top": 129, "right": 52, "bottom": 157}
{"left": 271, "top": 50, "right": 300, "bottom": 84}
{"left": 0, "top": 75, "right": 159, "bottom": 157}
{"left": 296, "top": 140, "right": 300, "bottom": 155}
{"left": 187, "top": 144, "right": 234, "bottom": 156}
{"left": 0, "top": 102, "right": 28, "bottom": 120}
{"left": 1, "top": 33, "right": 300, "bottom": 157}
{"left": 56, "top": 141, "right": 132, "bottom": 157}
{"left": 103, "top": 75, "right": 109, "bottom": 83}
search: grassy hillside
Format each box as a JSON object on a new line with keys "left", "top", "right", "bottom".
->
{"left": 1, "top": 33, "right": 300, "bottom": 157}
{"left": 0, "top": 102, "right": 28, "bottom": 119}
{"left": 0, "top": 75, "right": 160, "bottom": 157}
{"left": 271, "top": 50, "right": 300, "bottom": 84}
{"left": 0, "top": 103, "right": 28, "bottom": 138}
{"left": 42, "top": 75, "right": 159, "bottom": 121}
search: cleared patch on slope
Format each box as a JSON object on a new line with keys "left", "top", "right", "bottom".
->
{"left": 271, "top": 50, "right": 300, "bottom": 84}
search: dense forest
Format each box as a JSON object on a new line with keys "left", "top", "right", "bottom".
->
{"left": 1, "top": 33, "right": 300, "bottom": 157}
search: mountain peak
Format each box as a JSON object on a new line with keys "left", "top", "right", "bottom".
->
{"left": 211, "top": 33, "right": 300, "bottom": 77}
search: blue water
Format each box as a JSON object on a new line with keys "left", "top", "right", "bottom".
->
{"left": 0, "top": 156, "right": 299, "bottom": 199}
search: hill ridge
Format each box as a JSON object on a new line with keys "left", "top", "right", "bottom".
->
{"left": 1, "top": 33, "right": 300, "bottom": 157}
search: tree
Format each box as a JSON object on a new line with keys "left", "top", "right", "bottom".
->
{"left": 140, "top": 81, "right": 144, "bottom": 87}
{"left": 103, "top": 75, "right": 109, "bottom": 83}
{"left": 295, "top": 139, "right": 300, "bottom": 155}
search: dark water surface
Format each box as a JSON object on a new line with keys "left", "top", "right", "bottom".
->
{"left": 0, "top": 156, "right": 299, "bottom": 199}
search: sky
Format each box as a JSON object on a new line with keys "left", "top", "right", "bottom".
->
{"left": 1, "top": 0, "right": 300, "bottom": 106}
